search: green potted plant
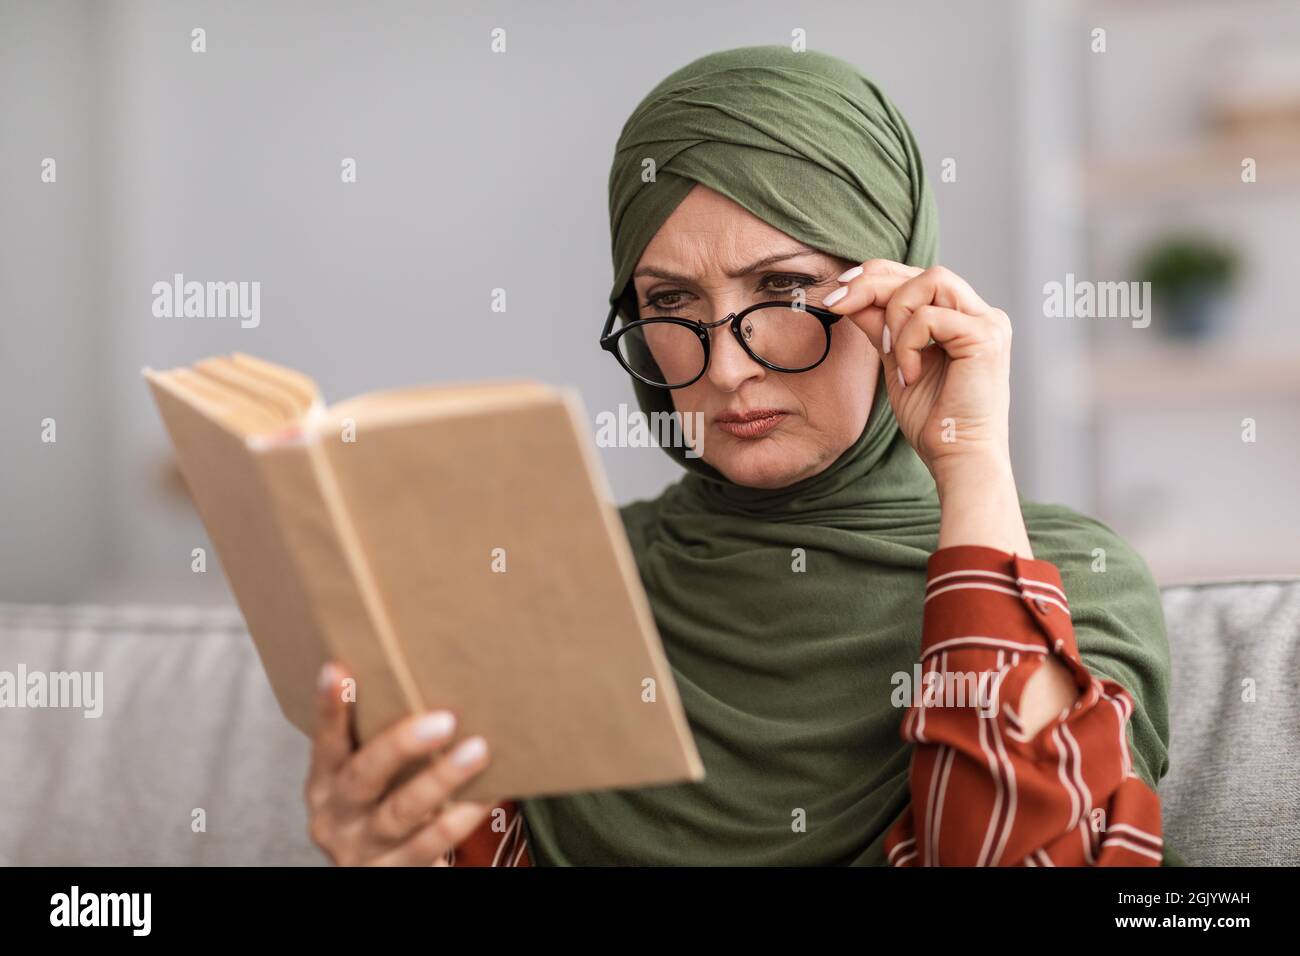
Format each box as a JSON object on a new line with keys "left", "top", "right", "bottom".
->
{"left": 1135, "top": 234, "right": 1241, "bottom": 339}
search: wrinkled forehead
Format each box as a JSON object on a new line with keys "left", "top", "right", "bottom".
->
{"left": 633, "top": 185, "right": 847, "bottom": 282}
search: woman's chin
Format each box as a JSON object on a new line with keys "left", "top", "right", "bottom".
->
{"left": 705, "top": 434, "right": 826, "bottom": 490}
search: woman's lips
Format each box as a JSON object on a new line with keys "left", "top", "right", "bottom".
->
{"left": 714, "top": 409, "right": 789, "bottom": 439}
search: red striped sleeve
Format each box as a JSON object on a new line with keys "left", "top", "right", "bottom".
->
{"left": 884, "top": 544, "right": 1164, "bottom": 867}
{"left": 444, "top": 800, "right": 532, "bottom": 867}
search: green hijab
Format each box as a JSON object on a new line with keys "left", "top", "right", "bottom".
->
{"left": 520, "top": 46, "right": 1175, "bottom": 865}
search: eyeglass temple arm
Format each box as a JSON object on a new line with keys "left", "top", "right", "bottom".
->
{"left": 599, "top": 301, "right": 620, "bottom": 347}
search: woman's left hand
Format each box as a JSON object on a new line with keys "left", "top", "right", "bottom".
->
{"left": 823, "top": 259, "right": 1014, "bottom": 487}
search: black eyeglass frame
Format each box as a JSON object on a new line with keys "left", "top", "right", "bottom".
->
{"left": 599, "top": 299, "right": 844, "bottom": 390}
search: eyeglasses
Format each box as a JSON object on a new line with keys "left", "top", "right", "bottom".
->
{"left": 599, "top": 299, "right": 843, "bottom": 389}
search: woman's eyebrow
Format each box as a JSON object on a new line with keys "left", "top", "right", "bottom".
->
{"left": 633, "top": 243, "right": 822, "bottom": 283}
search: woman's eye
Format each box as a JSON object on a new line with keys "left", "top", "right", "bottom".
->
{"left": 644, "top": 291, "right": 689, "bottom": 311}
{"left": 762, "top": 274, "right": 816, "bottom": 295}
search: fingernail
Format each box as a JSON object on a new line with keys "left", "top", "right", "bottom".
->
{"left": 414, "top": 710, "right": 457, "bottom": 741}
{"left": 451, "top": 735, "right": 488, "bottom": 766}
{"left": 318, "top": 662, "right": 336, "bottom": 692}
{"left": 837, "top": 265, "right": 863, "bottom": 282}
{"left": 882, "top": 325, "right": 891, "bottom": 355}
{"left": 823, "top": 286, "right": 848, "bottom": 307}
{"left": 897, "top": 368, "right": 907, "bottom": 389}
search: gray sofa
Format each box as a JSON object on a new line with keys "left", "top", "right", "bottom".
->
{"left": 2, "top": 580, "right": 1297, "bottom": 866}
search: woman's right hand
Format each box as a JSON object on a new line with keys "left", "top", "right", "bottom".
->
{"left": 305, "top": 661, "right": 497, "bottom": 866}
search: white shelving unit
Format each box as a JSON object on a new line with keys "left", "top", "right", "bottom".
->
{"left": 1076, "top": 0, "right": 1300, "bottom": 583}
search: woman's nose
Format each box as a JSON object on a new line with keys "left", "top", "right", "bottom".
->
{"left": 705, "top": 309, "right": 765, "bottom": 392}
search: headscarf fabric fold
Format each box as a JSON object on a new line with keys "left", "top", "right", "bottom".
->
{"left": 519, "top": 46, "right": 1172, "bottom": 865}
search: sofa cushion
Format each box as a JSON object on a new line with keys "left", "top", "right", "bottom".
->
{"left": 1157, "top": 578, "right": 1300, "bottom": 866}
{"left": 0, "top": 603, "right": 323, "bottom": 866}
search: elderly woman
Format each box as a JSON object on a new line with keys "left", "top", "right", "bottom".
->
{"left": 304, "top": 46, "right": 1175, "bottom": 867}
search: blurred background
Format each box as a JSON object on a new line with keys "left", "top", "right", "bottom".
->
{"left": 3, "top": 0, "right": 1298, "bottom": 603}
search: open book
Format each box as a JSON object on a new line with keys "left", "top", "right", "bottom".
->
{"left": 143, "top": 353, "right": 704, "bottom": 802}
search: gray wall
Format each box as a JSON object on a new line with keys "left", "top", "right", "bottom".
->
{"left": 1, "top": 0, "right": 1054, "bottom": 603}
